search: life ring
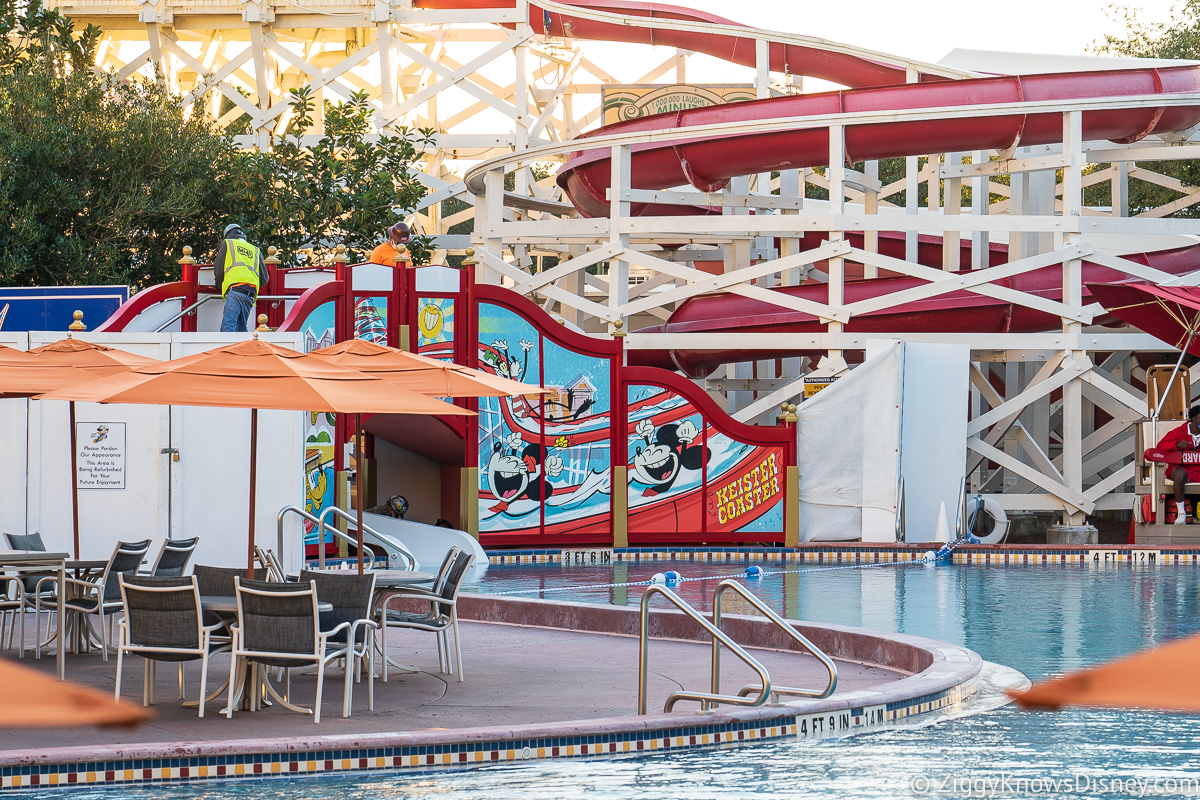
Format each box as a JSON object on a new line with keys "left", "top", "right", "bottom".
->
{"left": 971, "top": 496, "right": 1010, "bottom": 544}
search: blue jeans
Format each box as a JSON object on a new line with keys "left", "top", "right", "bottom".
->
{"left": 220, "top": 288, "right": 256, "bottom": 332}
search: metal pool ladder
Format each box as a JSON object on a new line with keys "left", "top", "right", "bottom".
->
{"left": 638, "top": 580, "right": 838, "bottom": 714}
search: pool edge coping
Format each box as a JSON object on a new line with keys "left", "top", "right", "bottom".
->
{"left": 0, "top": 595, "right": 982, "bottom": 789}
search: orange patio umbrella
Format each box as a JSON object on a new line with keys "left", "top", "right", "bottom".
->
{"left": 309, "top": 338, "right": 545, "bottom": 397}
{"left": 0, "top": 344, "right": 97, "bottom": 398}
{"left": 1010, "top": 632, "right": 1200, "bottom": 713}
{"left": 28, "top": 338, "right": 162, "bottom": 560}
{"left": 308, "top": 339, "right": 546, "bottom": 566}
{"left": 0, "top": 657, "right": 151, "bottom": 728}
{"left": 40, "top": 338, "right": 474, "bottom": 575}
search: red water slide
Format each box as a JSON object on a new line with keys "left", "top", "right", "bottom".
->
{"left": 423, "top": 0, "right": 1200, "bottom": 372}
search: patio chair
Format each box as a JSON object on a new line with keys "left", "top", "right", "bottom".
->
{"left": 145, "top": 538, "right": 200, "bottom": 577}
{"left": 0, "top": 577, "right": 24, "bottom": 656}
{"left": 4, "top": 532, "right": 57, "bottom": 615}
{"left": 56, "top": 539, "right": 151, "bottom": 660}
{"left": 378, "top": 550, "right": 474, "bottom": 681}
{"left": 298, "top": 570, "right": 378, "bottom": 715}
{"left": 225, "top": 577, "right": 354, "bottom": 723}
{"left": 115, "top": 575, "right": 231, "bottom": 718}
{"left": 254, "top": 547, "right": 291, "bottom": 582}
{"left": 193, "top": 565, "right": 267, "bottom": 626}
{"left": 377, "top": 546, "right": 458, "bottom": 682}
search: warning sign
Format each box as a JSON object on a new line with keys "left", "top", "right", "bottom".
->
{"left": 803, "top": 377, "right": 837, "bottom": 398}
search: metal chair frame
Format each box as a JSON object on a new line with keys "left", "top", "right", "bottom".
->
{"left": 378, "top": 551, "right": 474, "bottom": 682}
{"left": 225, "top": 577, "right": 356, "bottom": 724}
{"left": 49, "top": 539, "right": 151, "bottom": 661}
{"left": 115, "top": 575, "right": 231, "bottom": 718}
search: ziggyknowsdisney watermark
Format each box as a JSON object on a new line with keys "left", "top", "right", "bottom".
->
{"left": 909, "top": 773, "right": 1200, "bottom": 797}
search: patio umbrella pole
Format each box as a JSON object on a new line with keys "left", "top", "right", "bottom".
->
{"left": 68, "top": 401, "right": 80, "bottom": 559}
{"left": 1155, "top": 319, "right": 1200, "bottom": 419}
{"left": 356, "top": 412, "right": 364, "bottom": 575}
{"left": 247, "top": 408, "right": 258, "bottom": 578}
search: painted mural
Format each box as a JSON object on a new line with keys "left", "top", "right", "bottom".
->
{"left": 416, "top": 296, "right": 454, "bottom": 361}
{"left": 354, "top": 296, "right": 388, "bottom": 345}
{"left": 626, "top": 384, "right": 784, "bottom": 538}
{"left": 476, "top": 302, "right": 613, "bottom": 537}
{"left": 299, "top": 301, "right": 337, "bottom": 548}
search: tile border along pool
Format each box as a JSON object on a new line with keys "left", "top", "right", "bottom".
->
{"left": 0, "top": 595, "right": 984, "bottom": 792}
{"left": 492, "top": 543, "right": 1182, "bottom": 566}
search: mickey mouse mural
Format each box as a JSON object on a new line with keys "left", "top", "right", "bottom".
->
{"left": 630, "top": 417, "right": 710, "bottom": 495}
{"left": 485, "top": 432, "right": 565, "bottom": 514}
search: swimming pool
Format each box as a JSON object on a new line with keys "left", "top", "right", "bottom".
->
{"left": 24, "top": 561, "right": 1200, "bottom": 798}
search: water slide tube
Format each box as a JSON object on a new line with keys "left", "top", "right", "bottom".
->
{"left": 419, "top": 0, "right": 1200, "bottom": 373}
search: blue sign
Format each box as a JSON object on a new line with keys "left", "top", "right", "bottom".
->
{"left": 0, "top": 286, "right": 129, "bottom": 332}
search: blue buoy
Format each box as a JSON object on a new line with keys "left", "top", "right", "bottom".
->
{"left": 744, "top": 565, "right": 764, "bottom": 579}
{"left": 664, "top": 570, "right": 682, "bottom": 586}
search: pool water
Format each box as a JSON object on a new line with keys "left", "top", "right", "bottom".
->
{"left": 31, "top": 563, "right": 1200, "bottom": 799}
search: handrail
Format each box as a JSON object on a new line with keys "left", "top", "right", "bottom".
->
{"left": 638, "top": 585, "right": 771, "bottom": 714}
{"left": 154, "top": 293, "right": 218, "bottom": 332}
{"left": 276, "top": 504, "right": 378, "bottom": 572}
{"left": 894, "top": 475, "right": 906, "bottom": 543}
{"left": 277, "top": 505, "right": 320, "bottom": 567}
{"left": 953, "top": 476, "right": 967, "bottom": 540}
{"left": 316, "top": 505, "right": 417, "bottom": 571}
{"left": 712, "top": 580, "right": 838, "bottom": 702}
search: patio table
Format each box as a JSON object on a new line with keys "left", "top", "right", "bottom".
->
{"left": 0, "top": 551, "right": 67, "bottom": 679}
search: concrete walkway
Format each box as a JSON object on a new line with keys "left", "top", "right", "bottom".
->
{"left": 0, "top": 618, "right": 901, "bottom": 752}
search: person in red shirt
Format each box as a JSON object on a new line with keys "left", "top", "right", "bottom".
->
{"left": 1158, "top": 405, "right": 1200, "bottom": 524}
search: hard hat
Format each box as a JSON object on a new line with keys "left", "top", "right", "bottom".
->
{"left": 387, "top": 222, "right": 412, "bottom": 245}
{"left": 223, "top": 223, "right": 244, "bottom": 238}
{"left": 386, "top": 495, "right": 409, "bottom": 519}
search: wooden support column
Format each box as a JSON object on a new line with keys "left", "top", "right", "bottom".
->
{"left": 943, "top": 152, "right": 961, "bottom": 271}
{"left": 1061, "top": 110, "right": 1086, "bottom": 525}
{"left": 609, "top": 144, "right": 630, "bottom": 334}
{"left": 827, "top": 125, "right": 845, "bottom": 361}
{"left": 971, "top": 149, "right": 990, "bottom": 270}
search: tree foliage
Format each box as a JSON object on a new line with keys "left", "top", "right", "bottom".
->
{"left": 0, "top": 1, "right": 228, "bottom": 287}
{"left": 0, "top": 2, "right": 435, "bottom": 289}
{"left": 223, "top": 87, "right": 436, "bottom": 267}
{"left": 1093, "top": 2, "right": 1200, "bottom": 217}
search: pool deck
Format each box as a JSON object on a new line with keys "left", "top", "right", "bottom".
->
{"left": 0, "top": 594, "right": 984, "bottom": 790}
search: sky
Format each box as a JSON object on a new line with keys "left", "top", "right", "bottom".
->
{"left": 667, "top": 0, "right": 1185, "bottom": 65}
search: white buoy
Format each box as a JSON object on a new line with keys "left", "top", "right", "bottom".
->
{"left": 933, "top": 501, "right": 951, "bottom": 543}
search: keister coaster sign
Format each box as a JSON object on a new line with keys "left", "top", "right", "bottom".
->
{"left": 75, "top": 422, "right": 126, "bottom": 490}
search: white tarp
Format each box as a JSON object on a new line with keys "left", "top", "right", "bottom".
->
{"left": 796, "top": 343, "right": 902, "bottom": 542}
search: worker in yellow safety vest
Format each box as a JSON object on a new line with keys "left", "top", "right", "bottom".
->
{"left": 214, "top": 224, "right": 269, "bottom": 333}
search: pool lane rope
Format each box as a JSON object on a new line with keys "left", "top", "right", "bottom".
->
{"left": 486, "top": 533, "right": 977, "bottom": 596}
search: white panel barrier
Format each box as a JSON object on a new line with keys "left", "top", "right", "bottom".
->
{"left": 2, "top": 332, "right": 305, "bottom": 570}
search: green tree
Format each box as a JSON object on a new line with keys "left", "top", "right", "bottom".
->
{"left": 0, "top": 1, "right": 229, "bottom": 288}
{"left": 220, "top": 86, "right": 436, "bottom": 268}
{"left": 1093, "top": 2, "right": 1200, "bottom": 216}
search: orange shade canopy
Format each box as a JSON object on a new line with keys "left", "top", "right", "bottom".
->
{"left": 0, "top": 658, "right": 151, "bottom": 728}
{"left": 308, "top": 338, "right": 546, "bottom": 398}
{"left": 0, "top": 345, "right": 98, "bottom": 398}
{"left": 1010, "top": 632, "right": 1200, "bottom": 713}
{"left": 28, "top": 338, "right": 160, "bottom": 376}
{"left": 38, "top": 339, "right": 474, "bottom": 416}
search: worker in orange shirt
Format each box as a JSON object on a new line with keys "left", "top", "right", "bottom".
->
{"left": 370, "top": 222, "right": 412, "bottom": 266}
